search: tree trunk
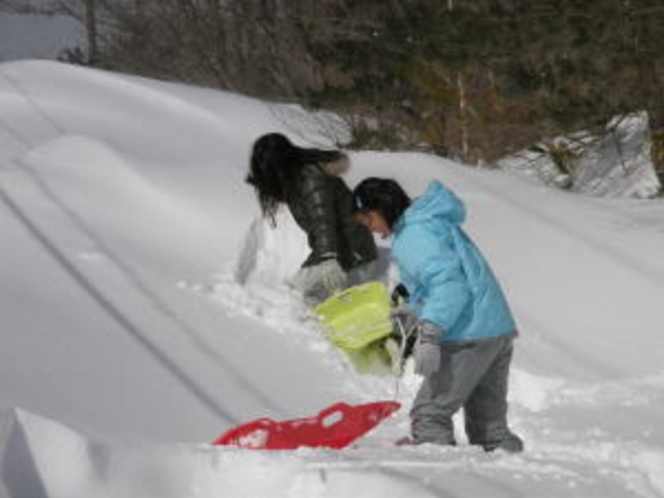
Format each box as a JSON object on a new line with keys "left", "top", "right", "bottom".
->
{"left": 457, "top": 72, "right": 470, "bottom": 161}
{"left": 649, "top": 108, "right": 664, "bottom": 181}
{"left": 84, "top": 0, "right": 98, "bottom": 65}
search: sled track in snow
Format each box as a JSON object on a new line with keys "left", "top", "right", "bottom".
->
{"left": 0, "top": 68, "right": 66, "bottom": 135}
{"left": 14, "top": 159, "right": 287, "bottom": 416}
{"left": 0, "top": 68, "right": 288, "bottom": 418}
{"left": 0, "top": 179, "right": 238, "bottom": 423}
{"left": 2, "top": 92, "right": 247, "bottom": 422}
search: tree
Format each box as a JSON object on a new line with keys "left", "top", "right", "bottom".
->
{"left": 84, "top": 0, "right": 99, "bottom": 64}
{"left": 302, "top": 0, "right": 664, "bottom": 163}
{"left": 13, "top": 0, "right": 661, "bottom": 168}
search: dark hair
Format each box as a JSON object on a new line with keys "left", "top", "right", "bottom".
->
{"left": 352, "top": 178, "right": 411, "bottom": 229}
{"left": 246, "top": 133, "right": 345, "bottom": 225}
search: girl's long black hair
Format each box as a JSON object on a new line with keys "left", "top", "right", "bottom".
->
{"left": 247, "top": 133, "right": 345, "bottom": 225}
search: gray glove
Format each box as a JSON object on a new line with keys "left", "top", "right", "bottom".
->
{"left": 316, "top": 258, "right": 348, "bottom": 294}
{"left": 414, "top": 321, "right": 442, "bottom": 377}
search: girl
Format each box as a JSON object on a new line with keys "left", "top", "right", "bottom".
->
{"left": 247, "top": 133, "right": 378, "bottom": 304}
{"left": 353, "top": 177, "right": 523, "bottom": 452}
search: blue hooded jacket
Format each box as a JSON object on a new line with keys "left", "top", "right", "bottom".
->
{"left": 391, "top": 181, "right": 516, "bottom": 343}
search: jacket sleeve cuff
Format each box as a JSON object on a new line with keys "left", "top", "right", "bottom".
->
{"left": 419, "top": 320, "right": 444, "bottom": 342}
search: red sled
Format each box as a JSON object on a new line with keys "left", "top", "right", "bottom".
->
{"left": 213, "top": 401, "right": 400, "bottom": 450}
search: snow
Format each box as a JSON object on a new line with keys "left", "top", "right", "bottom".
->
{"left": 498, "top": 113, "right": 662, "bottom": 198}
{"left": 1, "top": 60, "right": 664, "bottom": 497}
{"left": 572, "top": 114, "right": 660, "bottom": 198}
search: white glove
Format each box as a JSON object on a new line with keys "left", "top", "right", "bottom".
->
{"left": 316, "top": 259, "right": 347, "bottom": 294}
{"left": 414, "top": 321, "right": 442, "bottom": 376}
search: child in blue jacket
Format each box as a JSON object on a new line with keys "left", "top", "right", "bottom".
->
{"left": 353, "top": 178, "right": 523, "bottom": 452}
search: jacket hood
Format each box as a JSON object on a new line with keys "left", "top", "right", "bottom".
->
{"left": 401, "top": 181, "right": 466, "bottom": 228}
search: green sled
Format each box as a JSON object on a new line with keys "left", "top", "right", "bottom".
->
{"left": 314, "top": 282, "right": 394, "bottom": 374}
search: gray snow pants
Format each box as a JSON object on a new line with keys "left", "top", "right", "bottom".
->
{"left": 411, "top": 334, "right": 516, "bottom": 446}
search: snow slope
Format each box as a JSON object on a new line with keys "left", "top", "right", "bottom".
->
{"left": 1, "top": 60, "right": 664, "bottom": 497}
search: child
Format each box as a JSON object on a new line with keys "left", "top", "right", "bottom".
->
{"left": 247, "top": 133, "right": 378, "bottom": 304}
{"left": 352, "top": 178, "right": 523, "bottom": 452}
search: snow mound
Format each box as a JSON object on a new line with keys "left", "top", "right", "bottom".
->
{"left": 25, "top": 133, "right": 129, "bottom": 170}
{"left": 0, "top": 60, "right": 230, "bottom": 162}
{"left": 0, "top": 408, "right": 434, "bottom": 498}
{"left": 22, "top": 134, "right": 194, "bottom": 217}
{"left": 4, "top": 405, "right": 664, "bottom": 498}
{"left": 195, "top": 210, "right": 351, "bottom": 380}
{"left": 17, "top": 133, "right": 214, "bottom": 274}
{"left": 234, "top": 208, "right": 309, "bottom": 286}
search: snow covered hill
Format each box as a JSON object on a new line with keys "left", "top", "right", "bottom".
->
{"left": 1, "top": 60, "right": 664, "bottom": 498}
